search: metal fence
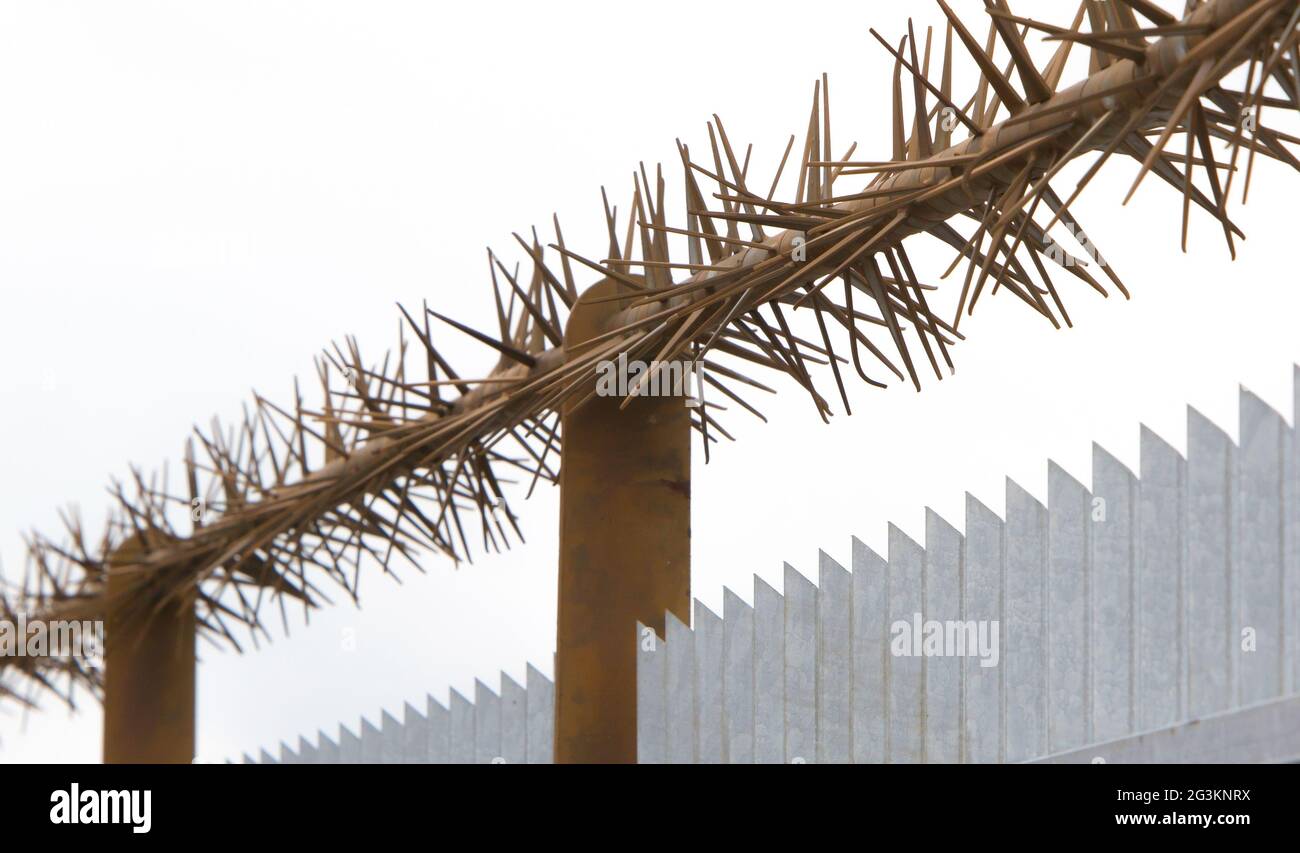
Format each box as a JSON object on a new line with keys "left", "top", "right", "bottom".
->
{"left": 247, "top": 375, "right": 1300, "bottom": 764}
{"left": 250, "top": 664, "right": 554, "bottom": 764}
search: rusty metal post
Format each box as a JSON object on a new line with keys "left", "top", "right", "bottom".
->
{"left": 554, "top": 279, "right": 692, "bottom": 763}
{"left": 102, "top": 538, "right": 196, "bottom": 764}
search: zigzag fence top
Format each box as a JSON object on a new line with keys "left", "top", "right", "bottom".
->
{"left": 5, "top": 0, "right": 1300, "bottom": 707}
{"left": 242, "top": 372, "right": 1300, "bottom": 763}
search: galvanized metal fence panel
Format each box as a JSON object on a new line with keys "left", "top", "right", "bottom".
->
{"left": 317, "top": 731, "right": 339, "bottom": 764}
{"left": 722, "top": 589, "right": 755, "bottom": 763}
{"left": 783, "top": 563, "right": 817, "bottom": 763}
{"left": 248, "top": 671, "right": 558, "bottom": 765}
{"left": 924, "top": 511, "right": 962, "bottom": 764}
{"left": 1035, "top": 694, "right": 1300, "bottom": 764}
{"left": 694, "top": 601, "right": 725, "bottom": 764}
{"left": 473, "top": 680, "right": 501, "bottom": 764}
{"left": 500, "top": 675, "right": 527, "bottom": 764}
{"left": 962, "top": 495, "right": 1002, "bottom": 763}
{"left": 635, "top": 622, "right": 666, "bottom": 764}
{"left": 817, "top": 552, "right": 852, "bottom": 764}
{"left": 1004, "top": 480, "right": 1047, "bottom": 763}
{"left": 888, "top": 526, "right": 925, "bottom": 764}
{"left": 665, "top": 611, "right": 694, "bottom": 763}
{"left": 448, "top": 689, "right": 473, "bottom": 763}
{"left": 381, "top": 710, "right": 402, "bottom": 765}
{"left": 426, "top": 696, "right": 449, "bottom": 764}
{"left": 525, "top": 664, "right": 554, "bottom": 765}
{"left": 628, "top": 386, "right": 1300, "bottom": 763}
{"left": 1138, "top": 427, "right": 1185, "bottom": 732}
{"left": 1186, "top": 407, "right": 1234, "bottom": 719}
{"left": 753, "top": 576, "right": 784, "bottom": 763}
{"left": 338, "top": 725, "right": 360, "bottom": 764}
{"left": 851, "top": 538, "right": 888, "bottom": 764}
{"left": 1090, "top": 443, "right": 1136, "bottom": 743}
{"left": 401, "top": 702, "right": 426, "bottom": 764}
{"left": 244, "top": 384, "right": 1300, "bottom": 764}
{"left": 1047, "top": 463, "right": 1089, "bottom": 754}
{"left": 1239, "top": 390, "right": 1284, "bottom": 705}
{"left": 360, "top": 717, "right": 382, "bottom": 764}
{"left": 297, "top": 735, "right": 318, "bottom": 764}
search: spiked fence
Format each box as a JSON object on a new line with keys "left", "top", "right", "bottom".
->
{"left": 5, "top": 0, "right": 1300, "bottom": 710}
{"left": 248, "top": 666, "right": 555, "bottom": 765}
{"left": 242, "top": 372, "right": 1300, "bottom": 763}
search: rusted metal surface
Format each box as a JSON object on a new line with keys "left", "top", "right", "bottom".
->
{"left": 554, "top": 279, "right": 691, "bottom": 763}
{"left": 102, "top": 537, "right": 196, "bottom": 764}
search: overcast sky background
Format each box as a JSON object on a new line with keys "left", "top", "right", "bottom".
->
{"left": 1, "top": 0, "right": 1297, "bottom": 762}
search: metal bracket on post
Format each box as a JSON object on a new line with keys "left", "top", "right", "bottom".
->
{"left": 102, "top": 535, "right": 196, "bottom": 764}
{"left": 554, "top": 278, "right": 691, "bottom": 763}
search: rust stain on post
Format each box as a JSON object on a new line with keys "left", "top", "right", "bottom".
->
{"left": 555, "top": 278, "right": 691, "bottom": 763}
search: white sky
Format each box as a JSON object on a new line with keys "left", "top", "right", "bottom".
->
{"left": 1, "top": 0, "right": 1297, "bottom": 762}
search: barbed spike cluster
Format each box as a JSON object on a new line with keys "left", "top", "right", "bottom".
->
{"left": 4, "top": 0, "right": 1298, "bottom": 709}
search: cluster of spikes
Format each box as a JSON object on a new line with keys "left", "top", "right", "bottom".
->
{"left": 4, "top": 0, "right": 1300, "bottom": 709}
